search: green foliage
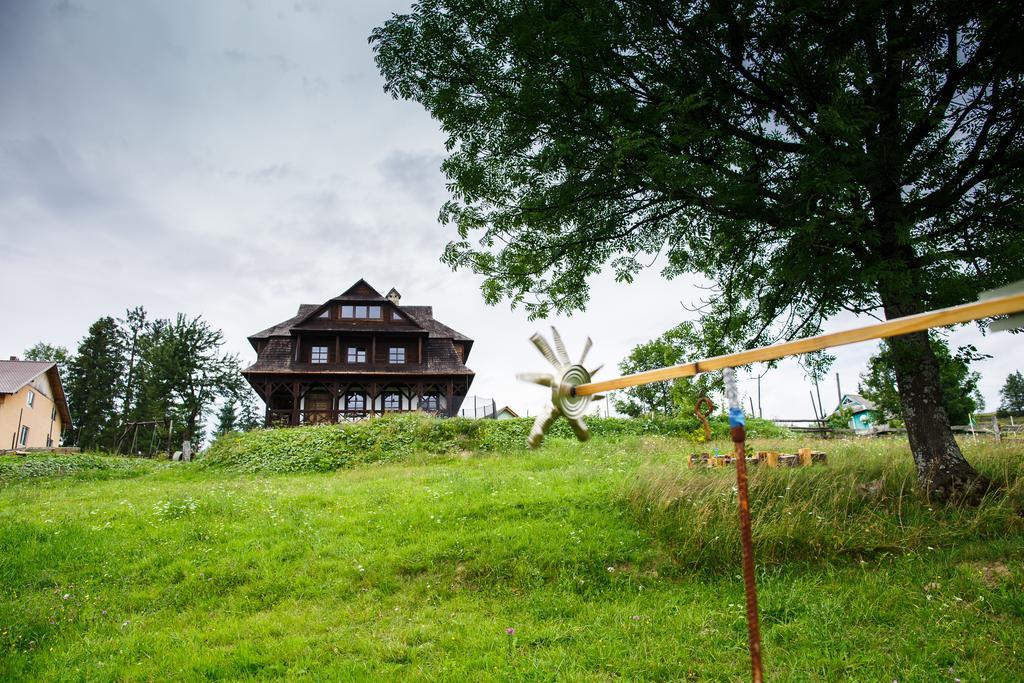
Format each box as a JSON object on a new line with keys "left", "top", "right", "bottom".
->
{"left": 613, "top": 322, "right": 720, "bottom": 417}
{"left": 200, "top": 413, "right": 790, "bottom": 473}
{"left": 215, "top": 400, "right": 237, "bottom": 436}
{"left": 371, "top": 0, "right": 1024, "bottom": 485}
{"left": 860, "top": 335, "right": 985, "bottom": 425}
{"left": 22, "top": 342, "right": 71, "bottom": 377}
{"left": 826, "top": 406, "right": 855, "bottom": 430}
{"left": 137, "top": 313, "right": 240, "bottom": 445}
{"left": 65, "top": 317, "right": 126, "bottom": 450}
{"left": 999, "top": 370, "right": 1024, "bottom": 415}
{"left": 0, "top": 454, "right": 153, "bottom": 485}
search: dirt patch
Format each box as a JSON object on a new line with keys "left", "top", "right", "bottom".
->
{"left": 964, "top": 561, "right": 1014, "bottom": 588}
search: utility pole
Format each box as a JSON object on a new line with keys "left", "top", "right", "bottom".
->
{"left": 835, "top": 372, "right": 842, "bottom": 404}
{"left": 756, "top": 374, "right": 762, "bottom": 418}
{"left": 814, "top": 377, "right": 825, "bottom": 421}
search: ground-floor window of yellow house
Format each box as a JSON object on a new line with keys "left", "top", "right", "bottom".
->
{"left": 19, "top": 426, "right": 29, "bottom": 446}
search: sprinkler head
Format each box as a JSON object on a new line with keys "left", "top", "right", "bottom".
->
{"left": 516, "top": 328, "right": 604, "bottom": 448}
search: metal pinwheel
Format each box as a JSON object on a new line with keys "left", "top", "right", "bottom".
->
{"left": 516, "top": 328, "right": 604, "bottom": 448}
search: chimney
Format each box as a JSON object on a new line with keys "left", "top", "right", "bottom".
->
{"left": 9, "top": 356, "right": 17, "bottom": 361}
{"left": 387, "top": 287, "right": 401, "bottom": 305}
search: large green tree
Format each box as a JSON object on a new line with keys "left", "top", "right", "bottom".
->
{"left": 372, "top": 0, "right": 1024, "bottom": 500}
{"left": 65, "top": 318, "right": 126, "bottom": 450}
{"left": 860, "top": 336, "right": 985, "bottom": 426}
{"left": 614, "top": 322, "right": 719, "bottom": 417}
{"left": 140, "top": 314, "right": 240, "bottom": 448}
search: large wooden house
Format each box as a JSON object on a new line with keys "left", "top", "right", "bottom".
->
{"left": 243, "top": 280, "right": 475, "bottom": 425}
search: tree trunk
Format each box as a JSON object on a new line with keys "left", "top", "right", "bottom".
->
{"left": 879, "top": 289, "right": 989, "bottom": 503}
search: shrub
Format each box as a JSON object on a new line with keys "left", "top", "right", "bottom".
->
{"left": 0, "top": 454, "right": 152, "bottom": 485}
{"left": 199, "top": 413, "right": 791, "bottom": 473}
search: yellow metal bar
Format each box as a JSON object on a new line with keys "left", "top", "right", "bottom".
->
{"left": 573, "top": 292, "right": 1024, "bottom": 397}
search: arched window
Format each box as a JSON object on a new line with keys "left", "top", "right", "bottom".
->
{"left": 345, "top": 392, "right": 366, "bottom": 411}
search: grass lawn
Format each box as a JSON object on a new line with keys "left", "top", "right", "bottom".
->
{"left": 1, "top": 435, "right": 1022, "bottom": 680}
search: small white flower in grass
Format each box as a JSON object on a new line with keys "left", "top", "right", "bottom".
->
{"left": 607, "top": 566, "right": 614, "bottom": 572}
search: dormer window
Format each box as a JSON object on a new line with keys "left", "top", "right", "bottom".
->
{"left": 310, "top": 346, "right": 329, "bottom": 364}
{"left": 340, "top": 305, "right": 382, "bottom": 319}
{"left": 347, "top": 347, "right": 366, "bottom": 363}
{"left": 388, "top": 347, "right": 406, "bottom": 364}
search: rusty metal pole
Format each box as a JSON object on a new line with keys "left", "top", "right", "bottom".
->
{"left": 723, "top": 367, "right": 763, "bottom": 682}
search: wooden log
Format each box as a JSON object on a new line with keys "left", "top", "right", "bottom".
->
{"left": 811, "top": 451, "right": 827, "bottom": 464}
{"left": 798, "top": 447, "right": 813, "bottom": 466}
{"left": 766, "top": 451, "right": 779, "bottom": 468}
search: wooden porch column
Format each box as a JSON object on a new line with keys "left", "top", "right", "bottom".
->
{"left": 371, "top": 336, "right": 377, "bottom": 367}
{"left": 370, "top": 382, "right": 378, "bottom": 417}
{"left": 446, "top": 380, "right": 454, "bottom": 417}
{"left": 329, "top": 383, "right": 339, "bottom": 423}
{"left": 334, "top": 336, "right": 340, "bottom": 365}
{"left": 264, "top": 381, "right": 273, "bottom": 426}
{"left": 291, "top": 382, "right": 300, "bottom": 425}
{"left": 416, "top": 382, "right": 423, "bottom": 412}
{"left": 418, "top": 337, "right": 422, "bottom": 364}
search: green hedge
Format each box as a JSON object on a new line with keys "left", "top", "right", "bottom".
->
{"left": 0, "top": 454, "right": 153, "bottom": 484}
{"left": 199, "top": 413, "right": 790, "bottom": 473}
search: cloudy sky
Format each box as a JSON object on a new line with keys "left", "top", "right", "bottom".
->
{"left": 1, "top": 0, "right": 1018, "bottom": 422}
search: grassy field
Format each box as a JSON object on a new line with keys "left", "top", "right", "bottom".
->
{"left": 1, "top": 430, "right": 1022, "bottom": 680}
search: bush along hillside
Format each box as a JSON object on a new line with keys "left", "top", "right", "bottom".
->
{"left": 199, "top": 413, "right": 791, "bottom": 473}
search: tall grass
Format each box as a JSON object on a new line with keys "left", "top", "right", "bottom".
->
{"left": 625, "top": 438, "right": 1024, "bottom": 571}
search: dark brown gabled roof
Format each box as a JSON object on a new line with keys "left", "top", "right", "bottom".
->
{"left": 249, "top": 304, "right": 318, "bottom": 342}
{"left": 243, "top": 280, "right": 475, "bottom": 375}
{"left": 402, "top": 306, "right": 471, "bottom": 341}
{"left": 0, "top": 360, "right": 72, "bottom": 427}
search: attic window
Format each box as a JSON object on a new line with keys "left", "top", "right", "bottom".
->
{"left": 391, "top": 310, "right": 402, "bottom": 321}
{"left": 319, "top": 309, "right": 330, "bottom": 318}
{"left": 341, "top": 305, "right": 382, "bottom": 319}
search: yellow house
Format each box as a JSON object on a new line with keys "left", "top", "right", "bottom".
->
{"left": 0, "top": 358, "right": 72, "bottom": 450}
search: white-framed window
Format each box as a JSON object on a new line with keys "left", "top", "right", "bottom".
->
{"left": 389, "top": 347, "right": 406, "bottom": 364}
{"left": 341, "top": 305, "right": 383, "bottom": 319}
{"left": 19, "top": 425, "right": 29, "bottom": 446}
{"left": 347, "top": 347, "right": 366, "bottom": 363}
{"left": 310, "top": 346, "right": 329, "bottom": 364}
{"left": 345, "top": 392, "right": 366, "bottom": 411}
{"left": 421, "top": 394, "right": 439, "bottom": 411}
{"left": 26, "top": 390, "right": 35, "bottom": 408}
{"left": 383, "top": 393, "right": 401, "bottom": 411}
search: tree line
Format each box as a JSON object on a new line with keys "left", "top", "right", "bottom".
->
{"left": 25, "top": 307, "right": 261, "bottom": 453}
